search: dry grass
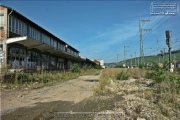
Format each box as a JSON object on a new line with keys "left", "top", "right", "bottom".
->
{"left": 144, "top": 90, "right": 153, "bottom": 100}
{"left": 94, "top": 68, "right": 143, "bottom": 95}
{"left": 93, "top": 68, "right": 180, "bottom": 119}
{"left": 100, "top": 68, "right": 144, "bottom": 80}
{"left": 1, "top": 68, "right": 99, "bottom": 91}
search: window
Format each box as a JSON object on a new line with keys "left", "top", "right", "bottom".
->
{"left": 19, "top": 22, "right": 22, "bottom": 35}
{"left": 9, "top": 16, "right": 12, "bottom": 31}
{"left": 17, "top": 20, "right": 20, "bottom": 34}
{"left": 0, "top": 44, "right": 2, "bottom": 50}
{"left": 67, "top": 48, "right": 70, "bottom": 53}
{"left": 15, "top": 19, "right": 18, "bottom": 33}
{"left": 54, "top": 40, "right": 57, "bottom": 48}
{"left": 0, "top": 14, "right": 4, "bottom": 29}
{"left": 42, "top": 34, "right": 50, "bottom": 45}
{"left": 23, "top": 23, "right": 27, "bottom": 36}
{"left": 9, "top": 16, "right": 27, "bottom": 36}
{"left": 50, "top": 38, "right": 53, "bottom": 47}
{"left": 62, "top": 45, "right": 65, "bottom": 51}
{"left": 58, "top": 43, "right": 60, "bottom": 50}
{"left": 28, "top": 26, "right": 41, "bottom": 41}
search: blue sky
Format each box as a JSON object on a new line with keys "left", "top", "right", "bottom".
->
{"left": 1, "top": 0, "right": 180, "bottom": 63}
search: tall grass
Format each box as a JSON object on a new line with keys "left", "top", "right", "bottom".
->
{"left": 94, "top": 68, "right": 144, "bottom": 95}
{"left": 145, "top": 64, "right": 180, "bottom": 117}
{"left": 1, "top": 66, "right": 99, "bottom": 90}
{"left": 93, "top": 66, "right": 180, "bottom": 118}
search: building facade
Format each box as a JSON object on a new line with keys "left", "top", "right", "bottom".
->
{"left": 95, "top": 59, "right": 105, "bottom": 68}
{"left": 0, "top": 5, "right": 96, "bottom": 71}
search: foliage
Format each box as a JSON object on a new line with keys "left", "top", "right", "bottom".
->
{"left": 146, "top": 68, "right": 167, "bottom": 83}
{"left": 71, "top": 64, "right": 81, "bottom": 73}
{"left": 145, "top": 61, "right": 180, "bottom": 117}
{"left": 145, "top": 62, "right": 180, "bottom": 84}
{"left": 94, "top": 65, "right": 102, "bottom": 69}
{"left": 163, "top": 60, "right": 170, "bottom": 70}
{"left": 94, "top": 68, "right": 143, "bottom": 95}
{"left": 2, "top": 66, "right": 99, "bottom": 90}
{"left": 116, "top": 71, "right": 129, "bottom": 80}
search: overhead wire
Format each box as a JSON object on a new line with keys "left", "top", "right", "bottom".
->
{"left": 118, "top": 0, "right": 179, "bottom": 61}
{"left": 140, "top": 0, "right": 180, "bottom": 57}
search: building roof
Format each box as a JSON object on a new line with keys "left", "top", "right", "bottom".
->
{"left": 1, "top": 5, "right": 79, "bottom": 52}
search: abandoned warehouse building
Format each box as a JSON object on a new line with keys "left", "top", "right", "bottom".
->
{"left": 0, "top": 5, "right": 97, "bottom": 71}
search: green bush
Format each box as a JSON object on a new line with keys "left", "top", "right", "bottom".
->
{"left": 145, "top": 68, "right": 167, "bottom": 83}
{"left": 17, "top": 73, "right": 30, "bottom": 83}
{"left": 71, "top": 64, "right": 81, "bottom": 73}
{"left": 116, "top": 71, "right": 129, "bottom": 80}
{"left": 94, "top": 65, "right": 102, "bottom": 69}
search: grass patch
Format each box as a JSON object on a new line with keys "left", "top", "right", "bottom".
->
{"left": 144, "top": 90, "right": 153, "bottom": 100}
{"left": 94, "top": 68, "right": 143, "bottom": 95}
{"left": 116, "top": 71, "right": 129, "bottom": 80}
{"left": 1, "top": 67, "right": 99, "bottom": 90}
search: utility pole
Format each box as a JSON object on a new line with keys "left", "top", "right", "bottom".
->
{"left": 139, "top": 20, "right": 151, "bottom": 65}
{"left": 165, "top": 30, "right": 171, "bottom": 71}
{"left": 124, "top": 46, "right": 128, "bottom": 67}
{"left": 163, "top": 48, "right": 166, "bottom": 63}
{"left": 117, "top": 54, "right": 121, "bottom": 66}
{"left": 174, "top": 53, "right": 176, "bottom": 68}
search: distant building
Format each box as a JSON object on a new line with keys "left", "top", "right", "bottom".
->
{"left": 94, "top": 59, "right": 105, "bottom": 68}
{"left": 94, "top": 60, "right": 100, "bottom": 65}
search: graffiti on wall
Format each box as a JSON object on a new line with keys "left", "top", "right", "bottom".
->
{"left": 0, "top": 51, "right": 4, "bottom": 64}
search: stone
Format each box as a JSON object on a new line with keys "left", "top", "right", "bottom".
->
{"left": 1, "top": 85, "right": 8, "bottom": 89}
{"left": 24, "top": 87, "right": 29, "bottom": 91}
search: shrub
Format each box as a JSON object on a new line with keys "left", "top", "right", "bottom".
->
{"left": 17, "top": 73, "right": 30, "bottom": 83}
{"left": 116, "top": 71, "right": 129, "bottom": 80}
{"left": 144, "top": 90, "right": 153, "bottom": 100}
{"left": 94, "top": 65, "right": 102, "bottom": 69}
{"left": 94, "top": 77, "right": 113, "bottom": 96}
{"left": 129, "top": 68, "right": 141, "bottom": 79}
{"left": 71, "top": 64, "right": 81, "bottom": 73}
{"left": 145, "top": 68, "right": 167, "bottom": 83}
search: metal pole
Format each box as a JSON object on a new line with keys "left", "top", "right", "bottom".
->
{"left": 139, "top": 20, "right": 142, "bottom": 65}
{"left": 139, "top": 20, "right": 151, "bottom": 65}
{"left": 174, "top": 53, "right": 176, "bottom": 68}
{"left": 169, "top": 47, "right": 171, "bottom": 70}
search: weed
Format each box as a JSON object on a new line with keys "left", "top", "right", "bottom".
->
{"left": 144, "top": 90, "right": 153, "bottom": 100}
{"left": 158, "top": 103, "right": 170, "bottom": 117}
{"left": 71, "top": 64, "right": 81, "bottom": 73}
{"left": 129, "top": 68, "right": 141, "bottom": 79}
{"left": 2, "top": 67, "right": 99, "bottom": 90}
{"left": 116, "top": 71, "right": 129, "bottom": 80}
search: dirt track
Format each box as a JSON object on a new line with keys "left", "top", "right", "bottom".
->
{"left": 1, "top": 74, "right": 103, "bottom": 120}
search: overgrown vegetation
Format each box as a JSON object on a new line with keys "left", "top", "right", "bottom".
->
{"left": 145, "top": 62, "right": 180, "bottom": 118}
{"left": 94, "top": 64, "right": 180, "bottom": 119}
{"left": 116, "top": 71, "right": 129, "bottom": 80}
{"left": 1, "top": 64, "right": 100, "bottom": 90}
{"left": 94, "top": 68, "right": 144, "bottom": 95}
{"left": 71, "top": 64, "right": 81, "bottom": 73}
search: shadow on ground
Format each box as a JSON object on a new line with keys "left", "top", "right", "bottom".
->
{"left": 1, "top": 94, "right": 123, "bottom": 120}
